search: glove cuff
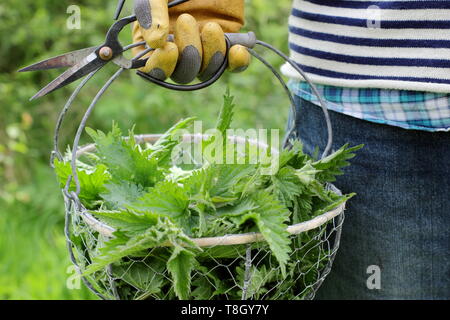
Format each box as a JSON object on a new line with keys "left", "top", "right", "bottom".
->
{"left": 168, "top": 0, "right": 245, "bottom": 33}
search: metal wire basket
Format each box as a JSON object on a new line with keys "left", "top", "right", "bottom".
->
{"left": 53, "top": 35, "right": 346, "bottom": 300}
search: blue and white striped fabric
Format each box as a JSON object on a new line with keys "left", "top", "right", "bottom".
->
{"left": 281, "top": 0, "right": 450, "bottom": 93}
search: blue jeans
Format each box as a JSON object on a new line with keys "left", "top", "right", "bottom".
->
{"left": 289, "top": 97, "right": 450, "bottom": 300}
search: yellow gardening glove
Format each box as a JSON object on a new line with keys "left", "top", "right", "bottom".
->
{"left": 132, "top": 0, "right": 251, "bottom": 83}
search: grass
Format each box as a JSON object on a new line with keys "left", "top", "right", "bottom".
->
{"left": 0, "top": 166, "right": 95, "bottom": 299}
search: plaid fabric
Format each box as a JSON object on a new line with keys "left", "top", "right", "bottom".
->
{"left": 289, "top": 81, "right": 450, "bottom": 132}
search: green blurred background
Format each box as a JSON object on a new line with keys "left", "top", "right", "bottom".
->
{"left": 0, "top": 0, "right": 292, "bottom": 299}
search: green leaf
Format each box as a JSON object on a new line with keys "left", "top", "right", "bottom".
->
{"left": 86, "top": 123, "right": 163, "bottom": 188}
{"left": 292, "top": 194, "right": 313, "bottom": 224}
{"left": 101, "top": 181, "right": 145, "bottom": 210}
{"left": 130, "top": 180, "right": 189, "bottom": 222}
{"left": 84, "top": 217, "right": 196, "bottom": 276}
{"left": 182, "top": 164, "right": 256, "bottom": 200}
{"left": 313, "top": 192, "right": 354, "bottom": 218}
{"left": 279, "top": 140, "right": 305, "bottom": 168}
{"left": 308, "top": 180, "right": 336, "bottom": 203}
{"left": 202, "top": 215, "right": 241, "bottom": 237}
{"left": 90, "top": 209, "right": 158, "bottom": 236}
{"left": 216, "top": 198, "right": 258, "bottom": 217}
{"left": 236, "top": 264, "right": 278, "bottom": 299}
{"left": 148, "top": 117, "right": 196, "bottom": 166}
{"left": 231, "top": 191, "right": 291, "bottom": 275}
{"left": 210, "top": 164, "right": 257, "bottom": 198}
{"left": 210, "top": 195, "right": 239, "bottom": 204}
{"left": 191, "top": 266, "right": 227, "bottom": 299}
{"left": 179, "top": 168, "right": 212, "bottom": 198}
{"left": 312, "top": 144, "right": 363, "bottom": 182}
{"left": 295, "top": 161, "right": 319, "bottom": 185}
{"left": 54, "top": 159, "right": 110, "bottom": 208}
{"left": 167, "top": 245, "right": 196, "bottom": 300}
{"left": 236, "top": 168, "right": 267, "bottom": 197}
{"left": 269, "top": 166, "right": 304, "bottom": 207}
{"left": 199, "top": 245, "right": 246, "bottom": 259}
{"left": 111, "top": 259, "right": 165, "bottom": 296}
{"left": 191, "top": 276, "right": 214, "bottom": 300}
{"left": 215, "top": 89, "right": 235, "bottom": 136}
{"left": 200, "top": 90, "right": 236, "bottom": 157}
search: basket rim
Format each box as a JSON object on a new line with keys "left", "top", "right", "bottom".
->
{"left": 76, "top": 200, "right": 345, "bottom": 247}
{"left": 70, "top": 133, "right": 347, "bottom": 247}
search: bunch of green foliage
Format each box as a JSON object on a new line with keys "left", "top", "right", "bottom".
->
{"left": 55, "top": 92, "right": 361, "bottom": 300}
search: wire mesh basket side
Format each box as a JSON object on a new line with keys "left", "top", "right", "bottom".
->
{"left": 65, "top": 193, "right": 345, "bottom": 300}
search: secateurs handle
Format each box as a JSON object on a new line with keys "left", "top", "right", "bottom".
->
{"left": 225, "top": 32, "right": 257, "bottom": 49}
{"left": 164, "top": 32, "right": 256, "bottom": 48}
{"left": 131, "top": 31, "right": 256, "bottom": 70}
{"left": 135, "top": 32, "right": 257, "bottom": 91}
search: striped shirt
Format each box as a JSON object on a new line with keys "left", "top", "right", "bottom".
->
{"left": 281, "top": 0, "right": 450, "bottom": 131}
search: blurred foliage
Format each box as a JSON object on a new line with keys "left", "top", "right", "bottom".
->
{"left": 0, "top": 0, "right": 293, "bottom": 299}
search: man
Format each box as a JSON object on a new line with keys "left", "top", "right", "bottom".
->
{"left": 133, "top": 0, "right": 449, "bottom": 299}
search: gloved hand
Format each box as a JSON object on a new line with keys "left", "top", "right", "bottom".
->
{"left": 132, "top": 0, "right": 251, "bottom": 83}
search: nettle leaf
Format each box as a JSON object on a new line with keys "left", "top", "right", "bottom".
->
{"left": 182, "top": 164, "right": 256, "bottom": 200}
{"left": 191, "top": 265, "right": 227, "bottom": 299}
{"left": 216, "top": 197, "right": 258, "bottom": 218}
{"left": 312, "top": 193, "right": 354, "bottom": 218}
{"left": 101, "top": 181, "right": 145, "bottom": 210}
{"left": 83, "top": 231, "right": 130, "bottom": 275}
{"left": 201, "top": 89, "right": 235, "bottom": 156}
{"left": 236, "top": 264, "right": 278, "bottom": 299}
{"left": 312, "top": 144, "right": 363, "bottom": 182}
{"left": 111, "top": 259, "right": 165, "bottom": 295}
{"left": 54, "top": 159, "right": 110, "bottom": 208}
{"left": 90, "top": 209, "right": 158, "bottom": 236}
{"left": 167, "top": 245, "right": 196, "bottom": 300}
{"left": 293, "top": 194, "right": 314, "bottom": 224}
{"left": 269, "top": 166, "right": 304, "bottom": 207}
{"left": 279, "top": 140, "right": 307, "bottom": 169}
{"left": 86, "top": 123, "right": 163, "bottom": 188}
{"left": 295, "top": 162, "right": 320, "bottom": 186}
{"left": 166, "top": 166, "right": 193, "bottom": 182}
{"left": 130, "top": 181, "right": 189, "bottom": 221}
{"left": 215, "top": 89, "right": 235, "bottom": 136}
{"left": 231, "top": 191, "right": 291, "bottom": 275}
{"left": 191, "top": 276, "right": 214, "bottom": 300}
{"left": 209, "top": 164, "right": 256, "bottom": 198}
{"left": 236, "top": 168, "right": 267, "bottom": 197}
{"left": 253, "top": 192, "right": 291, "bottom": 275}
{"left": 181, "top": 167, "right": 213, "bottom": 198}
{"left": 202, "top": 215, "right": 241, "bottom": 237}
{"left": 309, "top": 180, "right": 336, "bottom": 203}
{"left": 148, "top": 117, "right": 196, "bottom": 166}
{"left": 84, "top": 217, "right": 196, "bottom": 276}
{"left": 200, "top": 245, "right": 246, "bottom": 259}
{"left": 211, "top": 195, "right": 239, "bottom": 204}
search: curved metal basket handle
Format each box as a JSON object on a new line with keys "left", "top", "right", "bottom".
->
{"left": 251, "top": 40, "right": 333, "bottom": 158}
{"left": 51, "top": 36, "right": 334, "bottom": 199}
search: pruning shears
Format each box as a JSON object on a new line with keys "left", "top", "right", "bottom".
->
{"left": 20, "top": 15, "right": 151, "bottom": 101}
{"left": 19, "top": 0, "right": 187, "bottom": 100}
{"left": 19, "top": 0, "right": 257, "bottom": 100}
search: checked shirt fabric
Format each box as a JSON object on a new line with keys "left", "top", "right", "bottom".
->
{"left": 290, "top": 81, "right": 450, "bottom": 132}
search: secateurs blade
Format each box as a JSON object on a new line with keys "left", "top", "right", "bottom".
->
{"left": 19, "top": 0, "right": 191, "bottom": 100}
